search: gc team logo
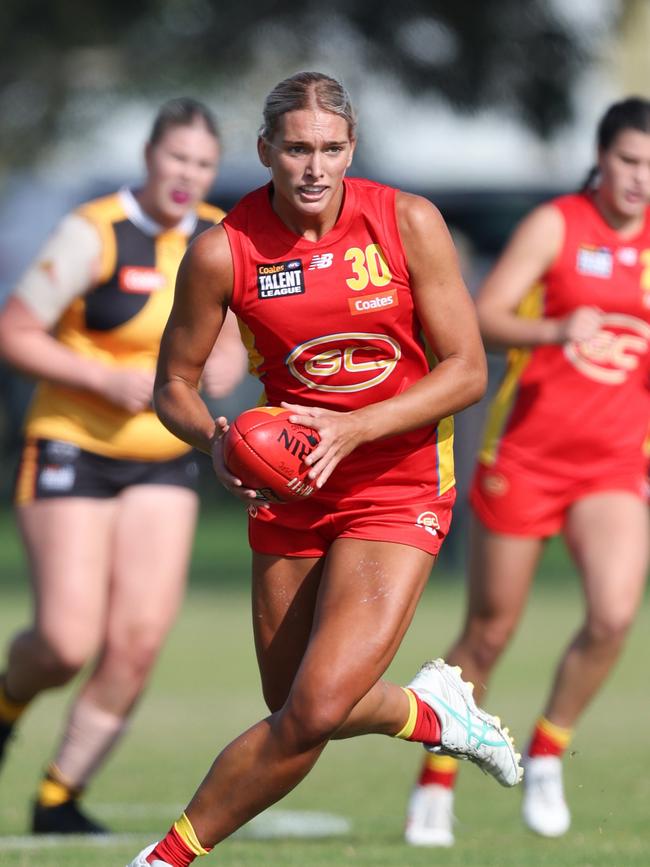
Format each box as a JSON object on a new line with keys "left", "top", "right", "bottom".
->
{"left": 564, "top": 313, "right": 650, "bottom": 385}
{"left": 416, "top": 511, "right": 440, "bottom": 537}
{"left": 286, "top": 332, "right": 401, "bottom": 393}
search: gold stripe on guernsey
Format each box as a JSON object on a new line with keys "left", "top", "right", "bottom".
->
{"left": 479, "top": 283, "right": 544, "bottom": 465}
{"left": 394, "top": 688, "right": 418, "bottom": 739}
{"left": 436, "top": 415, "right": 455, "bottom": 495}
{"left": 237, "top": 318, "right": 264, "bottom": 378}
{"left": 14, "top": 439, "right": 39, "bottom": 506}
{"left": 422, "top": 339, "right": 455, "bottom": 494}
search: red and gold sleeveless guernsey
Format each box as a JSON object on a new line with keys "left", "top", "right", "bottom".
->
{"left": 24, "top": 190, "right": 225, "bottom": 460}
{"left": 479, "top": 193, "right": 650, "bottom": 484}
{"left": 223, "top": 178, "right": 455, "bottom": 499}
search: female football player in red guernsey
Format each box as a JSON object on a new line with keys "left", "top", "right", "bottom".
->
{"left": 127, "top": 71, "right": 523, "bottom": 867}
{"left": 406, "top": 97, "right": 650, "bottom": 847}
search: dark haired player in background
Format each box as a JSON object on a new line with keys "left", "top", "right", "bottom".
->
{"left": 0, "top": 97, "right": 246, "bottom": 834}
{"left": 406, "top": 96, "right": 650, "bottom": 847}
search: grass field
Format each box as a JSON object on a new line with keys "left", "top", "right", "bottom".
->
{"left": 0, "top": 504, "right": 647, "bottom": 866}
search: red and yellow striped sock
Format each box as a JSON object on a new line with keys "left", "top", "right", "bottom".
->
{"left": 394, "top": 688, "right": 442, "bottom": 746}
{"left": 148, "top": 813, "right": 212, "bottom": 866}
{"left": 417, "top": 753, "right": 459, "bottom": 789}
{"left": 528, "top": 716, "right": 572, "bottom": 758}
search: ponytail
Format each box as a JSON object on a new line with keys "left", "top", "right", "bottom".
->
{"left": 579, "top": 166, "right": 599, "bottom": 193}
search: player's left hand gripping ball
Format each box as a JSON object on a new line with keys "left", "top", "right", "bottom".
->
{"left": 223, "top": 406, "right": 320, "bottom": 503}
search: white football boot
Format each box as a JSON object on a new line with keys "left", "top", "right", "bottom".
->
{"left": 406, "top": 659, "right": 523, "bottom": 787}
{"left": 404, "top": 783, "right": 454, "bottom": 847}
{"left": 521, "top": 755, "right": 570, "bottom": 836}
{"left": 126, "top": 843, "right": 172, "bottom": 867}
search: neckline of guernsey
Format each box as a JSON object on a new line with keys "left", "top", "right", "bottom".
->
{"left": 262, "top": 178, "right": 356, "bottom": 248}
{"left": 119, "top": 186, "right": 199, "bottom": 237}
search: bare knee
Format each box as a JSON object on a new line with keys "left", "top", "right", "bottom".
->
{"left": 278, "top": 692, "right": 350, "bottom": 750}
{"left": 15, "top": 629, "right": 91, "bottom": 685}
{"left": 260, "top": 664, "right": 296, "bottom": 713}
{"left": 261, "top": 682, "right": 290, "bottom": 714}
{"left": 583, "top": 609, "right": 636, "bottom": 648}
{"left": 461, "top": 617, "right": 517, "bottom": 674}
{"left": 100, "top": 633, "right": 163, "bottom": 686}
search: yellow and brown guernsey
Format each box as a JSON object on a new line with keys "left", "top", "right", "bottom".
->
{"left": 25, "top": 189, "right": 225, "bottom": 460}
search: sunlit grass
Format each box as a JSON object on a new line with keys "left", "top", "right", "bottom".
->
{"left": 0, "top": 506, "right": 647, "bottom": 866}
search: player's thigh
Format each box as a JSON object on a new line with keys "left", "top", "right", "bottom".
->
{"left": 107, "top": 485, "right": 199, "bottom": 639}
{"left": 293, "top": 539, "right": 434, "bottom": 712}
{"left": 16, "top": 497, "right": 118, "bottom": 650}
{"left": 252, "top": 552, "right": 323, "bottom": 709}
{"left": 564, "top": 491, "right": 649, "bottom": 624}
{"left": 465, "top": 515, "right": 543, "bottom": 627}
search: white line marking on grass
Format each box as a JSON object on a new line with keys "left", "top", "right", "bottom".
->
{"left": 0, "top": 833, "right": 138, "bottom": 850}
{"left": 94, "top": 804, "right": 352, "bottom": 838}
{"left": 236, "top": 810, "right": 352, "bottom": 839}
{"left": 1, "top": 808, "right": 352, "bottom": 850}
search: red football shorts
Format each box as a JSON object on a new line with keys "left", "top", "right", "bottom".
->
{"left": 248, "top": 486, "right": 456, "bottom": 557}
{"left": 471, "top": 459, "right": 647, "bottom": 538}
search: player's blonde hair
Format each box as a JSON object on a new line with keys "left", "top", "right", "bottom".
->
{"left": 260, "top": 72, "right": 357, "bottom": 141}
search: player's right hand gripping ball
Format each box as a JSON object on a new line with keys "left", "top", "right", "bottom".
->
{"left": 223, "top": 406, "right": 320, "bottom": 503}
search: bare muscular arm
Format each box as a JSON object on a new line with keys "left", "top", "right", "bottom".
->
{"left": 476, "top": 203, "right": 603, "bottom": 349}
{"left": 154, "top": 224, "right": 233, "bottom": 454}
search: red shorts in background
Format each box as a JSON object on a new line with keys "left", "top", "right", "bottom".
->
{"left": 471, "top": 460, "right": 646, "bottom": 538}
{"left": 249, "top": 486, "right": 456, "bottom": 558}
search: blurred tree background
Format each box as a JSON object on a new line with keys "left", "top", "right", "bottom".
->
{"left": 0, "top": 0, "right": 649, "bottom": 563}
{"left": 0, "top": 0, "right": 636, "bottom": 170}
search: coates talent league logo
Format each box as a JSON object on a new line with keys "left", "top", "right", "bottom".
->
{"left": 257, "top": 259, "right": 305, "bottom": 299}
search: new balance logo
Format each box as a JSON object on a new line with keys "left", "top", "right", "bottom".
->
{"left": 308, "top": 253, "right": 334, "bottom": 270}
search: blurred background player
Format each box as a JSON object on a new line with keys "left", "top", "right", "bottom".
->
{"left": 405, "top": 96, "right": 650, "bottom": 846}
{"left": 128, "top": 70, "right": 522, "bottom": 867}
{"left": 0, "top": 97, "right": 247, "bottom": 834}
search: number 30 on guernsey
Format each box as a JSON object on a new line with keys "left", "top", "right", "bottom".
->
{"left": 345, "top": 244, "right": 392, "bottom": 291}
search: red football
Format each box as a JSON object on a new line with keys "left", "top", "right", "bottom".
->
{"left": 223, "top": 407, "right": 320, "bottom": 503}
